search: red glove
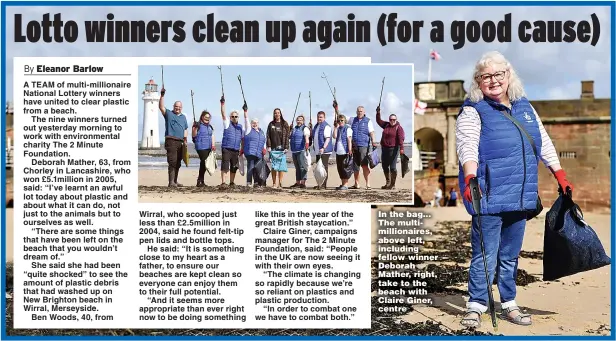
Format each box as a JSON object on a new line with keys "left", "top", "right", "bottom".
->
{"left": 212, "top": 145, "right": 216, "bottom": 152}
{"left": 463, "top": 174, "right": 476, "bottom": 203}
{"left": 305, "top": 142, "right": 309, "bottom": 150}
{"left": 262, "top": 148, "right": 266, "bottom": 156}
{"left": 239, "top": 149, "right": 243, "bottom": 156}
{"left": 554, "top": 170, "right": 573, "bottom": 193}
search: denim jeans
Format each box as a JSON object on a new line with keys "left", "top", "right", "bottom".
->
{"left": 245, "top": 155, "right": 260, "bottom": 184}
{"left": 467, "top": 211, "right": 527, "bottom": 312}
{"left": 292, "top": 152, "right": 308, "bottom": 181}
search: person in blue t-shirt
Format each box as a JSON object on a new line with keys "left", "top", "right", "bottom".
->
{"left": 448, "top": 188, "right": 458, "bottom": 206}
{"left": 158, "top": 87, "right": 189, "bottom": 187}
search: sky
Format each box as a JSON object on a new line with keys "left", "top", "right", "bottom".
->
{"left": 4, "top": 4, "right": 613, "bottom": 129}
{"left": 138, "top": 65, "right": 413, "bottom": 142}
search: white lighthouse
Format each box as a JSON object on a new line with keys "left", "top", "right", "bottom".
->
{"left": 140, "top": 78, "right": 161, "bottom": 149}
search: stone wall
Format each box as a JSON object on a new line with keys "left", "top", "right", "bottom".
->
{"left": 538, "top": 122, "right": 611, "bottom": 210}
{"left": 413, "top": 169, "right": 441, "bottom": 205}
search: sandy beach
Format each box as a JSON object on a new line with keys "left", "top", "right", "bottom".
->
{"left": 138, "top": 166, "right": 414, "bottom": 204}
{"left": 371, "top": 206, "right": 612, "bottom": 336}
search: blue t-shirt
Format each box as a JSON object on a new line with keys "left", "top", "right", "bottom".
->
{"left": 164, "top": 109, "right": 188, "bottom": 139}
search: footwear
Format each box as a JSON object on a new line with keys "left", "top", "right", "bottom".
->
{"left": 168, "top": 169, "right": 176, "bottom": 187}
{"left": 460, "top": 309, "right": 482, "bottom": 329}
{"left": 499, "top": 306, "right": 532, "bottom": 326}
{"left": 389, "top": 172, "right": 397, "bottom": 190}
{"left": 196, "top": 181, "right": 205, "bottom": 187}
{"left": 299, "top": 184, "right": 306, "bottom": 189}
{"left": 313, "top": 185, "right": 321, "bottom": 190}
{"left": 290, "top": 183, "right": 300, "bottom": 188}
{"left": 173, "top": 169, "right": 182, "bottom": 187}
{"left": 349, "top": 184, "right": 359, "bottom": 189}
{"left": 382, "top": 171, "right": 390, "bottom": 189}
{"left": 338, "top": 186, "right": 348, "bottom": 190}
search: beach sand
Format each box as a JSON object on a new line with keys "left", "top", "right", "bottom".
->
{"left": 138, "top": 166, "right": 414, "bottom": 204}
{"left": 372, "top": 206, "right": 612, "bottom": 336}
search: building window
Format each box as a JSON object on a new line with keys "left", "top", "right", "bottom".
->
{"left": 151, "top": 130, "right": 153, "bottom": 137}
{"left": 559, "top": 151, "right": 577, "bottom": 159}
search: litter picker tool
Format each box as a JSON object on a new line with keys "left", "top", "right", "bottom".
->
{"left": 190, "top": 90, "right": 197, "bottom": 123}
{"left": 291, "top": 92, "right": 301, "bottom": 125}
{"left": 217, "top": 66, "right": 225, "bottom": 97}
{"left": 308, "top": 91, "right": 314, "bottom": 147}
{"left": 321, "top": 72, "right": 337, "bottom": 101}
{"left": 333, "top": 87, "right": 337, "bottom": 126}
{"left": 469, "top": 177, "right": 498, "bottom": 332}
{"left": 378, "top": 77, "right": 385, "bottom": 108}
{"left": 309, "top": 91, "right": 313, "bottom": 128}
{"left": 161, "top": 66, "right": 165, "bottom": 88}
{"left": 237, "top": 75, "right": 247, "bottom": 104}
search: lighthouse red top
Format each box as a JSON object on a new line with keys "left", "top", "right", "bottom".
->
{"left": 145, "top": 78, "right": 158, "bottom": 92}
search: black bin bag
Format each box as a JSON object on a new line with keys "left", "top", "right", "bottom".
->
{"left": 400, "top": 154, "right": 410, "bottom": 178}
{"left": 342, "top": 155, "right": 355, "bottom": 179}
{"left": 253, "top": 159, "right": 271, "bottom": 187}
{"left": 543, "top": 191, "right": 611, "bottom": 281}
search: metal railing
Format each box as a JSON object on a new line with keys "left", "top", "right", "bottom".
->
{"left": 419, "top": 151, "right": 436, "bottom": 168}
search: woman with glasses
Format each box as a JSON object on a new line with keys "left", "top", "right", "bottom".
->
{"left": 266, "top": 108, "right": 290, "bottom": 188}
{"left": 241, "top": 107, "right": 267, "bottom": 187}
{"left": 457, "top": 51, "right": 573, "bottom": 328}
{"left": 192, "top": 110, "right": 216, "bottom": 187}
{"left": 332, "top": 114, "right": 353, "bottom": 190}
{"left": 375, "top": 106, "right": 406, "bottom": 189}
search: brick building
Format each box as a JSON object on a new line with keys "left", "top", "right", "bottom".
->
{"left": 413, "top": 80, "right": 611, "bottom": 212}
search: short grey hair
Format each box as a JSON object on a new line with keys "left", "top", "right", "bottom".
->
{"left": 230, "top": 110, "right": 239, "bottom": 117}
{"left": 251, "top": 117, "right": 259, "bottom": 124}
{"left": 467, "top": 51, "right": 526, "bottom": 103}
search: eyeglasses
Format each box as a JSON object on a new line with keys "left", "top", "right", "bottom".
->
{"left": 338, "top": 120, "right": 345, "bottom": 122}
{"left": 477, "top": 71, "right": 507, "bottom": 84}
{"left": 389, "top": 119, "right": 397, "bottom": 121}
{"left": 231, "top": 116, "right": 239, "bottom": 118}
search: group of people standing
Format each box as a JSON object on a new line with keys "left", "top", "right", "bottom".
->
{"left": 158, "top": 90, "right": 407, "bottom": 190}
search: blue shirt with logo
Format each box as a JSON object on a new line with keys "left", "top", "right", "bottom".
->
{"left": 164, "top": 109, "right": 188, "bottom": 139}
